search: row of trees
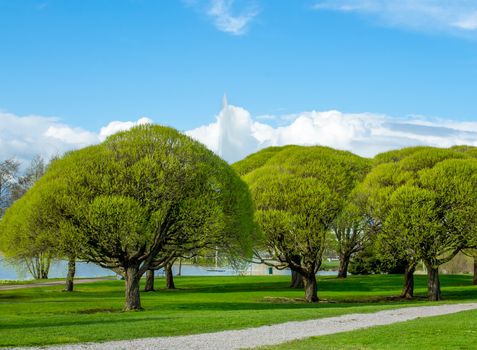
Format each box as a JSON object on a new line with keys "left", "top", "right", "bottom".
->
{"left": 1, "top": 124, "right": 476, "bottom": 308}
{"left": 234, "top": 145, "right": 477, "bottom": 302}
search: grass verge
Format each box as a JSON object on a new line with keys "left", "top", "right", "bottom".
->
{"left": 259, "top": 308, "right": 477, "bottom": 350}
{"left": 0, "top": 274, "right": 475, "bottom": 347}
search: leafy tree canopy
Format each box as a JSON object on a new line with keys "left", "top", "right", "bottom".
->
{"left": 358, "top": 146, "right": 477, "bottom": 300}
{"left": 1, "top": 125, "right": 255, "bottom": 310}
{"left": 234, "top": 145, "right": 371, "bottom": 302}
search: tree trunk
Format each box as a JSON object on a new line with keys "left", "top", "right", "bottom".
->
{"left": 337, "top": 254, "right": 350, "bottom": 278}
{"left": 303, "top": 274, "right": 318, "bottom": 303}
{"left": 64, "top": 257, "right": 76, "bottom": 292}
{"left": 400, "top": 263, "right": 415, "bottom": 299}
{"left": 144, "top": 269, "right": 155, "bottom": 292}
{"left": 124, "top": 265, "right": 142, "bottom": 311}
{"left": 425, "top": 263, "right": 441, "bottom": 301}
{"left": 290, "top": 256, "right": 304, "bottom": 288}
{"left": 177, "top": 258, "right": 182, "bottom": 276}
{"left": 165, "top": 263, "right": 175, "bottom": 289}
{"left": 473, "top": 258, "right": 477, "bottom": 286}
{"left": 39, "top": 254, "right": 50, "bottom": 279}
{"left": 291, "top": 270, "right": 304, "bottom": 289}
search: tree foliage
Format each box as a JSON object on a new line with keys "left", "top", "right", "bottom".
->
{"left": 357, "top": 146, "right": 477, "bottom": 300}
{"left": 0, "top": 125, "right": 255, "bottom": 310}
{"left": 234, "top": 145, "right": 370, "bottom": 302}
{"left": 331, "top": 200, "right": 372, "bottom": 278}
{"left": 0, "top": 156, "right": 52, "bottom": 279}
{"left": 0, "top": 182, "right": 57, "bottom": 279}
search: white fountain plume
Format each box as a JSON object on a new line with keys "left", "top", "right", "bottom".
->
{"left": 217, "top": 95, "right": 258, "bottom": 163}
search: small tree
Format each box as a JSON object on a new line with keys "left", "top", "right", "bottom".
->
{"left": 0, "top": 156, "right": 59, "bottom": 282}
{"left": 331, "top": 202, "right": 370, "bottom": 278}
{"left": 0, "top": 186, "right": 57, "bottom": 279}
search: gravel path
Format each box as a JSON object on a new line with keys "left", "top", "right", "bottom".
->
{"left": 0, "top": 278, "right": 115, "bottom": 291}
{"left": 9, "top": 303, "right": 477, "bottom": 350}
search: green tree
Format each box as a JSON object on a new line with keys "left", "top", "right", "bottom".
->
{"left": 234, "top": 146, "right": 306, "bottom": 289}
{"left": 1, "top": 125, "right": 255, "bottom": 310}
{"left": 359, "top": 147, "right": 477, "bottom": 300}
{"left": 235, "top": 146, "right": 370, "bottom": 302}
{"left": 451, "top": 145, "right": 477, "bottom": 284}
{"left": 0, "top": 157, "right": 56, "bottom": 280}
{"left": 331, "top": 201, "right": 371, "bottom": 278}
{"left": 0, "top": 183, "right": 57, "bottom": 279}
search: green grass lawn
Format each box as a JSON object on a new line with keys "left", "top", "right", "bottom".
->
{"left": 320, "top": 259, "right": 340, "bottom": 270}
{"left": 0, "top": 274, "right": 475, "bottom": 348}
{"left": 259, "top": 309, "right": 477, "bottom": 350}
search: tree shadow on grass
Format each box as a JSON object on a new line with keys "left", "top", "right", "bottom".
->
{"left": 0, "top": 293, "right": 30, "bottom": 301}
{"left": 0, "top": 314, "right": 182, "bottom": 331}
{"left": 0, "top": 299, "right": 421, "bottom": 333}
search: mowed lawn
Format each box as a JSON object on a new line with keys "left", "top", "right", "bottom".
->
{"left": 0, "top": 274, "right": 476, "bottom": 348}
{"left": 260, "top": 308, "right": 477, "bottom": 350}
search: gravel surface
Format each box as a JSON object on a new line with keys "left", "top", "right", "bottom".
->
{"left": 9, "top": 303, "right": 477, "bottom": 350}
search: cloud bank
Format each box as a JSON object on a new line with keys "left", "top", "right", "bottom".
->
{"left": 186, "top": 103, "right": 477, "bottom": 162}
{"left": 313, "top": 0, "right": 477, "bottom": 33}
{"left": 2, "top": 104, "right": 477, "bottom": 166}
{"left": 0, "top": 112, "right": 151, "bottom": 165}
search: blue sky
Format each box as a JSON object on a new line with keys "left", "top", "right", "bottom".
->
{"left": 1, "top": 0, "right": 477, "bottom": 163}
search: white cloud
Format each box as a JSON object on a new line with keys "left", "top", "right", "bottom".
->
{"left": 453, "top": 12, "right": 477, "bottom": 30}
{"left": 184, "top": 0, "right": 259, "bottom": 35}
{"left": 185, "top": 121, "right": 220, "bottom": 153}
{"left": 3, "top": 105, "right": 477, "bottom": 167}
{"left": 0, "top": 112, "right": 151, "bottom": 166}
{"left": 44, "top": 126, "right": 99, "bottom": 145}
{"left": 208, "top": 0, "right": 258, "bottom": 35}
{"left": 99, "top": 117, "right": 152, "bottom": 141}
{"left": 313, "top": 0, "right": 477, "bottom": 33}
{"left": 187, "top": 103, "right": 477, "bottom": 162}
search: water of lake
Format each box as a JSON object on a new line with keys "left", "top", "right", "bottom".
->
{"left": 0, "top": 258, "right": 335, "bottom": 280}
{"left": 0, "top": 258, "right": 113, "bottom": 280}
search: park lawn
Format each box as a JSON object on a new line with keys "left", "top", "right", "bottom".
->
{"left": 0, "top": 276, "right": 110, "bottom": 285}
{"left": 259, "top": 308, "right": 477, "bottom": 350}
{"left": 0, "top": 274, "right": 475, "bottom": 347}
{"left": 320, "top": 259, "right": 340, "bottom": 271}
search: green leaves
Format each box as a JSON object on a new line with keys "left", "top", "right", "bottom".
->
{"left": 362, "top": 146, "right": 477, "bottom": 270}
{"left": 235, "top": 145, "right": 371, "bottom": 276}
{"left": 1, "top": 124, "right": 256, "bottom": 280}
{"left": 87, "top": 196, "right": 149, "bottom": 256}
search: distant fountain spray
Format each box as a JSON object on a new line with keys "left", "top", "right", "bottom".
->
{"left": 217, "top": 94, "right": 258, "bottom": 163}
